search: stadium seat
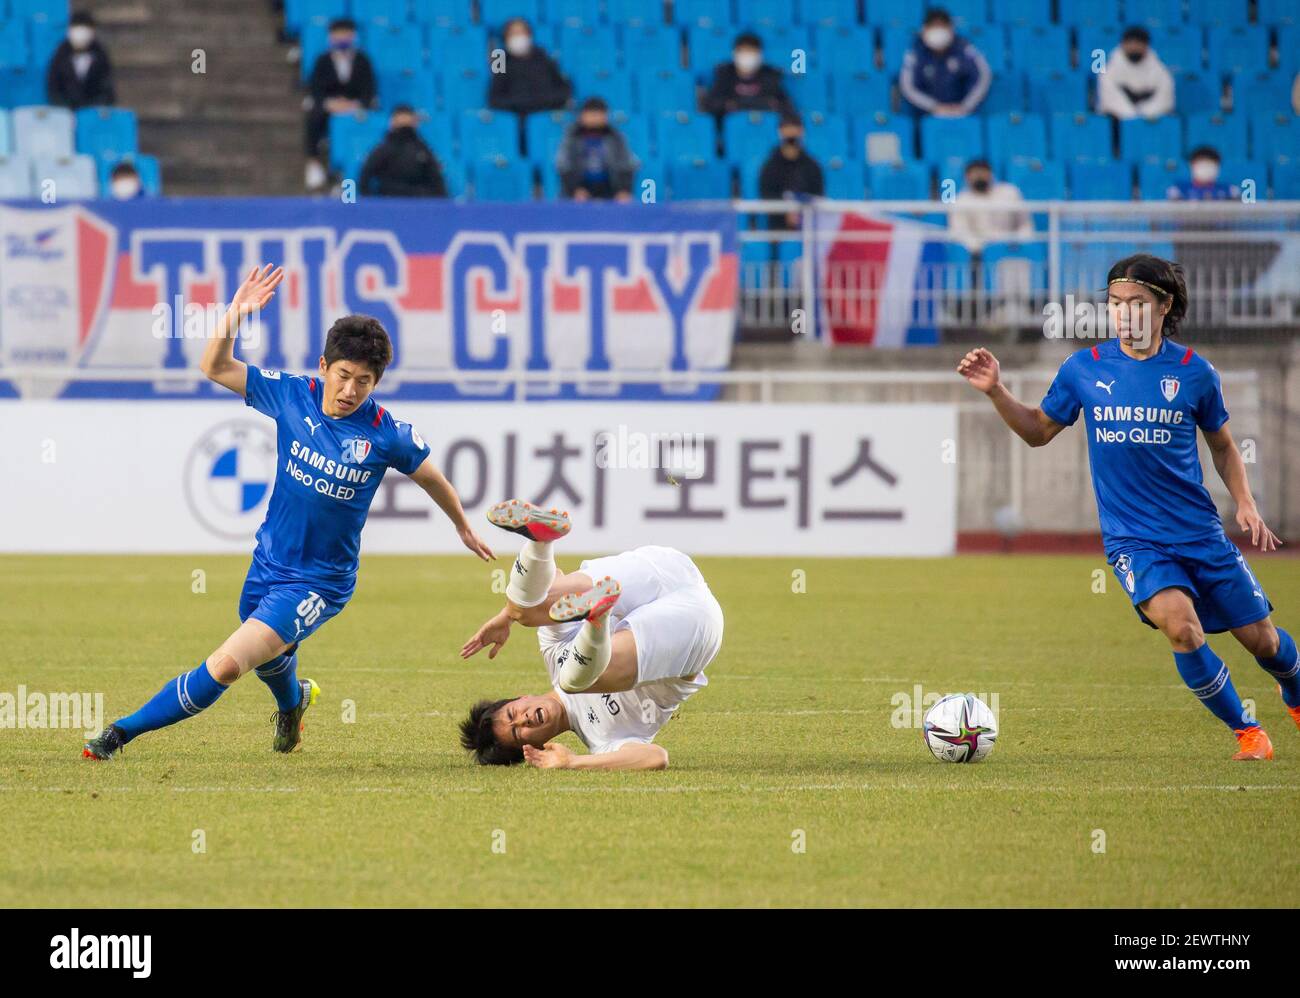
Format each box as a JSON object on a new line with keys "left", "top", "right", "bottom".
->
{"left": 1206, "top": 26, "right": 1269, "bottom": 77}
{"left": 879, "top": 27, "right": 912, "bottom": 75}
{"left": 1025, "top": 71, "right": 1089, "bottom": 114}
{"left": 934, "top": 0, "right": 987, "bottom": 30}
{"left": 283, "top": 0, "right": 347, "bottom": 38}
{"left": 866, "top": 0, "right": 919, "bottom": 28}
{"left": 378, "top": 68, "right": 438, "bottom": 113}
{"left": 480, "top": 0, "right": 540, "bottom": 30}
{"left": 822, "top": 157, "right": 866, "bottom": 198}
{"left": 28, "top": 16, "right": 67, "bottom": 69}
{"left": 1067, "top": 160, "right": 1132, "bottom": 199}
{"left": 986, "top": 112, "right": 1047, "bottom": 167}
{"left": 440, "top": 68, "right": 489, "bottom": 112}
{"left": 1057, "top": 0, "right": 1122, "bottom": 28}
{"left": 1175, "top": 72, "right": 1223, "bottom": 115}
{"left": 810, "top": 24, "right": 874, "bottom": 74}
{"left": 365, "top": 23, "right": 424, "bottom": 74}
{"left": 1275, "top": 26, "right": 1299, "bottom": 76}
{"left": 472, "top": 159, "right": 534, "bottom": 200}
{"left": 634, "top": 68, "right": 698, "bottom": 115}
{"left": 557, "top": 25, "right": 618, "bottom": 75}
{"left": 0, "top": 68, "right": 47, "bottom": 109}
{"left": 0, "top": 22, "right": 31, "bottom": 72}
{"left": 607, "top": 0, "right": 665, "bottom": 26}
{"left": 1007, "top": 26, "right": 1070, "bottom": 76}
{"left": 438, "top": 154, "right": 467, "bottom": 198}
{"left": 1006, "top": 159, "right": 1065, "bottom": 200}
{"left": 723, "top": 111, "right": 781, "bottom": 165}
{"left": 299, "top": 20, "right": 332, "bottom": 81}
{"left": 327, "top": 110, "right": 388, "bottom": 173}
{"left": 0, "top": 109, "right": 10, "bottom": 157}
{"left": 919, "top": 115, "right": 982, "bottom": 167}
{"left": 1118, "top": 116, "right": 1182, "bottom": 163}
{"left": 1218, "top": 159, "right": 1267, "bottom": 193}
{"left": 852, "top": 111, "right": 913, "bottom": 162}
{"left": 1251, "top": 111, "right": 1299, "bottom": 164}
{"left": 801, "top": 0, "right": 859, "bottom": 26}
{"left": 980, "top": 241, "right": 1046, "bottom": 293}
{"left": 13, "top": 105, "right": 74, "bottom": 158}
{"left": 426, "top": 25, "right": 489, "bottom": 76}
{"left": 980, "top": 72, "right": 1025, "bottom": 114}
{"left": 406, "top": 0, "right": 462, "bottom": 27}
{"left": 786, "top": 71, "right": 833, "bottom": 115}
{"left": 352, "top": 0, "right": 406, "bottom": 26}
{"left": 1183, "top": 112, "right": 1247, "bottom": 158}
{"left": 1148, "top": 26, "right": 1203, "bottom": 74}
{"left": 867, "top": 161, "right": 931, "bottom": 199}
{"left": 963, "top": 24, "right": 1007, "bottom": 72}
{"left": 989, "top": 0, "right": 1048, "bottom": 27}
{"left": 75, "top": 107, "right": 138, "bottom": 163}
{"left": 460, "top": 109, "right": 520, "bottom": 161}
{"left": 571, "top": 68, "right": 634, "bottom": 114}
{"left": 97, "top": 153, "right": 162, "bottom": 195}
{"left": 549, "top": 0, "right": 602, "bottom": 26}
{"left": 414, "top": 111, "right": 454, "bottom": 158}
{"left": 687, "top": 25, "right": 735, "bottom": 77}
{"left": 1049, "top": 112, "right": 1112, "bottom": 163}
{"left": 0, "top": 155, "right": 33, "bottom": 197}
{"left": 1231, "top": 73, "right": 1292, "bottom": 116}
{"left": 1137, "top": 159, "right": 1188, "bottom": 199}
{"left": 613, "top": 111, "right": 652, "bottom": 162}
{"left": 667, "top": 158, "right": 732, "bottom": 199}
{"left": 657, "top": 110, "right": 716, "bottom": 162}
{"left": 523, "top": 110, "right": 573, "bottom": 163}
{"left": 736, "top": 0, "right": 800, "bottom": 28}
{"left": 621, "top": 25, "right": 681, "bottom": 72}
{"left": 1127, "top": 0, "right": 1185, "bottom": 28}
{"left": 32, "top": 153, "right": 97, "bottom": 199}
{"left": 1272, "top": 160, "right": 1300, "bottom": 198}
{"left": 673, "top": 0, "right": 732, "bottom": 29}
{"left": 802, "top": 111, "right": 849, "bottom": 162}
{"left": 1258, "top": 0, "right": 1299, "bottom": 25}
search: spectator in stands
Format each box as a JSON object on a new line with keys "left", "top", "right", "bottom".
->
{"left": 488, "top": 18, "right": 572, "bottom": 115}
{"left": 46, "top": 11, "right": 116, "bottom": 110}
{"left": 948, "top": 158, "right": 1033, "bottom": 253}
{"left": 358, "top": 105, "right": 448, "bottom": 199}
{"left": 702, "top": 32, "right": 794, "bottom": 119}
{"left": 303, "top": 17, "right": 378, "bottom": 192}
{"left": 555, "top": 98, "right": 636, "bottom": 202}
{"left": 899, "top": 9, "right": 990, "bottom": 118}
{"left": 1166, "top": 146, "right": 1240, "bottom": 201}
{"left": 108, "top": 161, "right": 146, "bottom": 200}
{"left": 759, "top": 115, "right": 824, "bottom": 229}
{"left": 1097, "top": 27, "right": 1174, "bottom": 121}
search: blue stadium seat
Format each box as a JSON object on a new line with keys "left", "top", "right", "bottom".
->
{"left": 673, "top": 0, "right": 733, "bottom": 29}
{"left": 549, "top": 0, "right": 603, "bottom": 26}
{"left": 0, "top": 22, "right": 30, "bottom": 72}
{"left": 328, "top": 110, "right": 389, "bottom": 173}
{"left": 1073, "top": 28, "right": 1113, "bottom": 71}
{"left": 735, "top": 0, "right": 796, "bottom": 27}
{"left": 989, "top": 0, "right": 1048, "bottom": 27}
{"left": 1067, "top": 160, "right": 1132, "bottom": 199}
{"left": 658, "top": 110, "right": 716, "bottom": 162}
{"left": 867, "top": 161, "right": 931, "bottom": 199}
{"left": 865, "top": 0, "right": 919, "bottom": 28}
{"left": 416, "top": 112, "right": 455, "bottom": 159}
{"left": 879, "top": 27, "right": 912, "bottom": 75}
{"left": 980, "top": 71, "right": 1025, "bottom": 114}
{"left": 440, "top": 68, "right": 488, "bottom": 112}
{"left": 406, "top": 0, "right": 463, "bottom": 27}
{"left": 963, "top": 24, "right": 1007, "bottom": 72}
{"left": 1184, "top": 112, "right": 1247, "bottom": 158}
{"left": 981, "top": 242, "right": 1047, "bottom": 292}
{"left": 1188, "top": 0, "right": 1245, "bottom": 27}
{"left": 299, "top": 20, "right": 332, "bottom": 81}
{"left": 0, "top": 155, "right": 33, "bottom": 197}
{"left": 10, "top": 0, "right": 70, "bottom": 23}
{"left": 758, "top": 25, "right": 812, "bottom": 64}
{"left": 634, "top": 156, "right": 664, "bottom": 197}
{"left": 0, "top": 109, "right": 10, "bottom": 156}
{"left": 32, "top": 153, "right": 97, "bottom": 198}
{"left": 621, "top": 25, "right": 681, "bottom": 71}
{"left": 1006, "top": 159, "right": 1065, "bottom": 200}
{"left": 1175, "top": 72, "right": 1223, "bottom": 114}
{"left": 365, "top": 23, "right": 424, "bottom": 74}
{"left": 827, "top": 71, "right": 889, "bottom": 116}
{"left": 634, "top": 68, "right": 698, "bottom": 115}
{"left": 13, "top": 105, "right": 74, "bottom": 158}
{"left": 803, "top": 111, "right": 849, "bottom": 161}
{"left": 1207, "top": 26, "right": 1269, "bottom": 77}
{"left": 1232, "top": 72, "right": 1292, "bottom": 115}
{"left": 427, "top": 25, "right": 489, "bottom": 76}
{"left": 97, "top": 153, "right": 162, "bottom": 195}
{"left": 607, "top": 0, "right": 665, "bottom": 26}
{"left": 687, "top": 25, "right": 736, "bottom": 77}
{"left": 1137, "top": 159, "right": 1188, "bottom": 199}
{"left": 1251, "top": 111, "right": 1299, "bottom": 163}
{"left": 378, "top": 68, "right": 438, "bottom": 112}
{"left": 613, "top": 111, "right": 652, "bottom": 162}
{"left": 75, "top": 107, "right": 138, "bottom": 163}
{"left": 1118, "top": 116, "right": 1182, "bottom": 163}
{"left": 1272, "top": 160, "right": 1300, "bottom": 199}
{"left": 571, "top": 68, "right": 634, "bottom": 113}
{"left": 472, "top": 159, "right": 534, "bottom": 200}
{"left": 987, "top": 112, "right": 1047, "bottom": 166}
{"left": 480, "top": 0, "right": 540, "bottom": 30}
{"left": 1058, "top": 0, "right": 1122, "bottom": 28}
{"left": 352, "top": 0, "right": 406, "bottom": 25}
{"left": 524, "top": 111, "right": 573, "bottom": 163}
{"left": 1008, "top": 26, "right": 1070, "bottom": 76}
{"left": 1218, "top": 159, "right": 1266, "bottom": 193}
{"left": 460, "top": 108, "right": 520, "bottom": 160}
{"left": 557, "top": 25, "right": 618, "bottom": 75}
{"left": 1259, "top": 0, "right": 1298, "bottom": 25}
{"left": 919, "top": 115, "right": 982, "bottom": 166}
{"left": 1127, "top": 0, "right": 1184, "bottom": 28}
{"left": 667, "top": 158, "right": 732, "bottom": 198}
{"left": 723, "top": 110, "right": 780, "bottom": 163}
{"left": 786, "top": 71, "right": 833, "bottom": 114}
{"left": 1148, "top": 26, "right": 1203, "bottom": 74}
{"left": 852, "top": 111, "right": 913, "bottom": 161}
{"left": 736, "top": 154, "right": 763, "bottom": 197}
{"left": 28, "top": 17, "right": 67, "bottom": 70}
{"left": 822, "top": 157, "right": 866, "bottom": 198}
{"left": 811, "top": 24, "right": 874, "bottom": 74}
{"left": 0, "top": 68, "right": 46, "bottom": 108}
{"left": 1277, "top": 26, "right": 1300, "bottom": 76}
{"left": 939, "top": 0, "right": 989, "bottom": 30}
{"left": 283, "top": 0, "right": 347, "bottom": 38}
{"left": 801, "top": 0, "right": 859, "bottom": 26}
{"left": 1050, "top": 111, "right": 1112, "bottom": 163}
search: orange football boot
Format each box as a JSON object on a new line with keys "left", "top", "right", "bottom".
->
{"left": 1232, "top": 726, "right": 1274, "bottom": 761}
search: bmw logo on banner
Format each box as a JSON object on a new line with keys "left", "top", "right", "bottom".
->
{"left": 184, "top": 420, "right": 277, "bottom": 539}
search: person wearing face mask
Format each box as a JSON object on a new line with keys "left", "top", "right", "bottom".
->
{"left": 488, "top": 18, "right": 572, "bottom": 116}
{"left": 759, "top": 115, "right": 824, "bottom": 230}
{"left": 702, "top": 32, "right": 794, "bottom": 119}
{"left": 108, "top": 161, "right": 146, "bottom": 200}
{"left": 1166, "top": 147, "right": 1240, "bottom": 201}
{"left": 46, "top": 11, "right": 116, "bottom": 111}
{"left": 358, "top": 105, "right": 449, "bottom": 199}
{"left": 304, "top": 17, "right": 378, "bottom": 191}
{"left": 949, "top": 159, "right": 1033, "bottom": 253}
{"left": 555, "top": 97, "right": 637, "bottom": 201}
{"left": 899, "top": 8, "right": 991, "bottom": 118}
{"left": 1097, "top": 26, "right": 1175, "bottom": 121}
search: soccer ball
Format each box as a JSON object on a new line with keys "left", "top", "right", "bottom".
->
{"left": 922, "top": 693, "right": 997, "bottom": 763}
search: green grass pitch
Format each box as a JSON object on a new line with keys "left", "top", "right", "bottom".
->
{"left": 1, "top": 552, "right": 1296, "bottom": 907}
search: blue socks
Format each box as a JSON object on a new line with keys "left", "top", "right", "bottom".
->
{"left": 1173, "top": 643, "right": 1255, "bottom": 731}
{"left": 114, "top": 662, "right": 229, "bottom": 743}
{"left": 255, "top": 645, "right": 302, "bottom": 712}
{"left": 1256, "top": 627, "right": 1300, "bottom": 708}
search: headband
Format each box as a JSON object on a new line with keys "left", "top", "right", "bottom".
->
{"left": 1107, "top": 276, "right": 1171, "bottom": 297}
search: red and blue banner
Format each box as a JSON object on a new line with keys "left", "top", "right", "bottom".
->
{"left": 0, "top": 199, "right": 737, "bottom": 400}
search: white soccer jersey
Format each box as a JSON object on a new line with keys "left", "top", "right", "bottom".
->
{"left": 537, "top": 546, "right": 723, "bottom": 754}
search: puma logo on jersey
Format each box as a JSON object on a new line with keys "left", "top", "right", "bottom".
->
{"left": 303, "top": 417, "right": 321, "bottom": 435}
{"left": 1095, "top": 379, "right": 1115, "bottom": 395}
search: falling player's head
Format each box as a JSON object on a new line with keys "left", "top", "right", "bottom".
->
{"left": 1105, "top": 254, "right": 1188, "bottom": 348}
{"left": 318, "top": 314, "right": 392, "bottom": 417}
{"left": 459, "top": 694, "right": 564, "bottom": 764}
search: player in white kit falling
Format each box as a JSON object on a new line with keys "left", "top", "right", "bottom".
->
{"left": 458, "top": 500, "right": 724, "bottom": 771}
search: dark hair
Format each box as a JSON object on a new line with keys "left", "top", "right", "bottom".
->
{"left": 503, "top": 17, "right": 533, "bottom": 36}
{"left": 1188, "top": 144, "right": 1221, "bottom": 163}
{"left": 328, "top": 17, "right": 357, "bottom": 32}
{"left": 110, "top": 161, "right": 139, "bottom": 180}
{"left": 1121, "top": 26, "right": 1151, "bottom": 44}
{"left": 965, "top": 157, "right": 992, "bottom": 173}
{"left": 779, "top": 113, "right": 803, "bottom": 129}
{"left": 390, "top": 103, "right": 416, "bottom": 117}
{"left": 459, "top": 698, "right": 524, "bottom": 766}
{"left": 1106, "top": 254, "right": 1188, "bottom": 338}
{"left": 580, "top": 96, "right": 608, "bottom": 112}
{"left": 733, "top": 31, "right": 763, "bottom": 49}
{"left": 323, "top": 315, "right": 392, "bottom": 379}
{"left": 70, "top": 11, "right": 95, "bottom": 27}
{"left": 923, "top": 8, "right": 953, "bottom": 25}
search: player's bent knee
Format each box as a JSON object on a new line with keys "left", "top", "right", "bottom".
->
{"left": 1164, "top": 618, "right": 1204, "bottom": 650}
{"left": 1237, "top": 621, "right": 1279, "bottom": 658}
{"left": 206, "top": 652, "right": 242, "bottom": 685}
{"left": 651, "top": 745, "right": 669, "bottom": 770}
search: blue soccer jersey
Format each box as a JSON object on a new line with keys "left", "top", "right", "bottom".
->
{"left": 1039, "top": 337, "right": 1229, "bottom": 556}
{"left": 243, "top": 365, "right": 430, "bottom": 588}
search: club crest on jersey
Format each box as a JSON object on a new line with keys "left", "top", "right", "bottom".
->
{"left": 1160, "top": 376, "right": 1180, "bottom": 402}
{"left": 1115, "top": 554, "right": 1131, "bottom": 574}
{"left": 340, "top": 437, "right": 372, "bottom": 464}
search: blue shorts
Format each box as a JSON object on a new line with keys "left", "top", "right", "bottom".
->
{"left": 238, "top": 567, "right": 352, "bottom": 645}
{"left": 1110, "top": 534, "right": 1273, "bottom": 634}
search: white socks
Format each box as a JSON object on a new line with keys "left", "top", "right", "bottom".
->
{"left": 506, "top": 539, "right": 556, "bottom": 608}
{"left": 557, "top": 620, "right": 611, "bottom": 693}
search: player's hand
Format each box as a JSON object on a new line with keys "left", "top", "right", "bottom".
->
{"left": 458, "top": 525, "right": 495, "bottom": 562}
{"left": 522, "top": 742, "right": 573, "bottom": 769}
{"left": 230, "top": 264, "right": 285, "bottom": 318}
{"left": 460, "top": 614, "right": 511, "bottom": 659}
{"left": 1236, "top": 504, "right": 1282, "bottom": 552}
{"left": 957, "top": 347, "right": 1001, "bottom": 395}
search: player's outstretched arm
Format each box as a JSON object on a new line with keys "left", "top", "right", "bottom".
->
{"left": 407, "top": 460, "right": 495, "bottom": 561}
{"left": 1204, "top": 424, "right": 1281, "bottom": 551}
{"left": 201, "top": 264, "right": 284, "bottom": 396}
{"left": 957, "top": 347, "right": 1065, "bottom": 448}
{"left": 461, "top": 607, "right": 513, "bottom": 659}
{"left": 523, "top": 741, "right": 669, "bottom": 771}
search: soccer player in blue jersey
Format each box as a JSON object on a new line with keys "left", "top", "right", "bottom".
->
{"left": 84, "top": 264, "right": 495, "bottom": 759}
{"left": 959, "top": 254, "right": 1297, "bottom": 761}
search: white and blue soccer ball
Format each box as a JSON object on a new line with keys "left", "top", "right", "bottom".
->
{"left": 922, "top": 693, "right": 998, "bottom": 763}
